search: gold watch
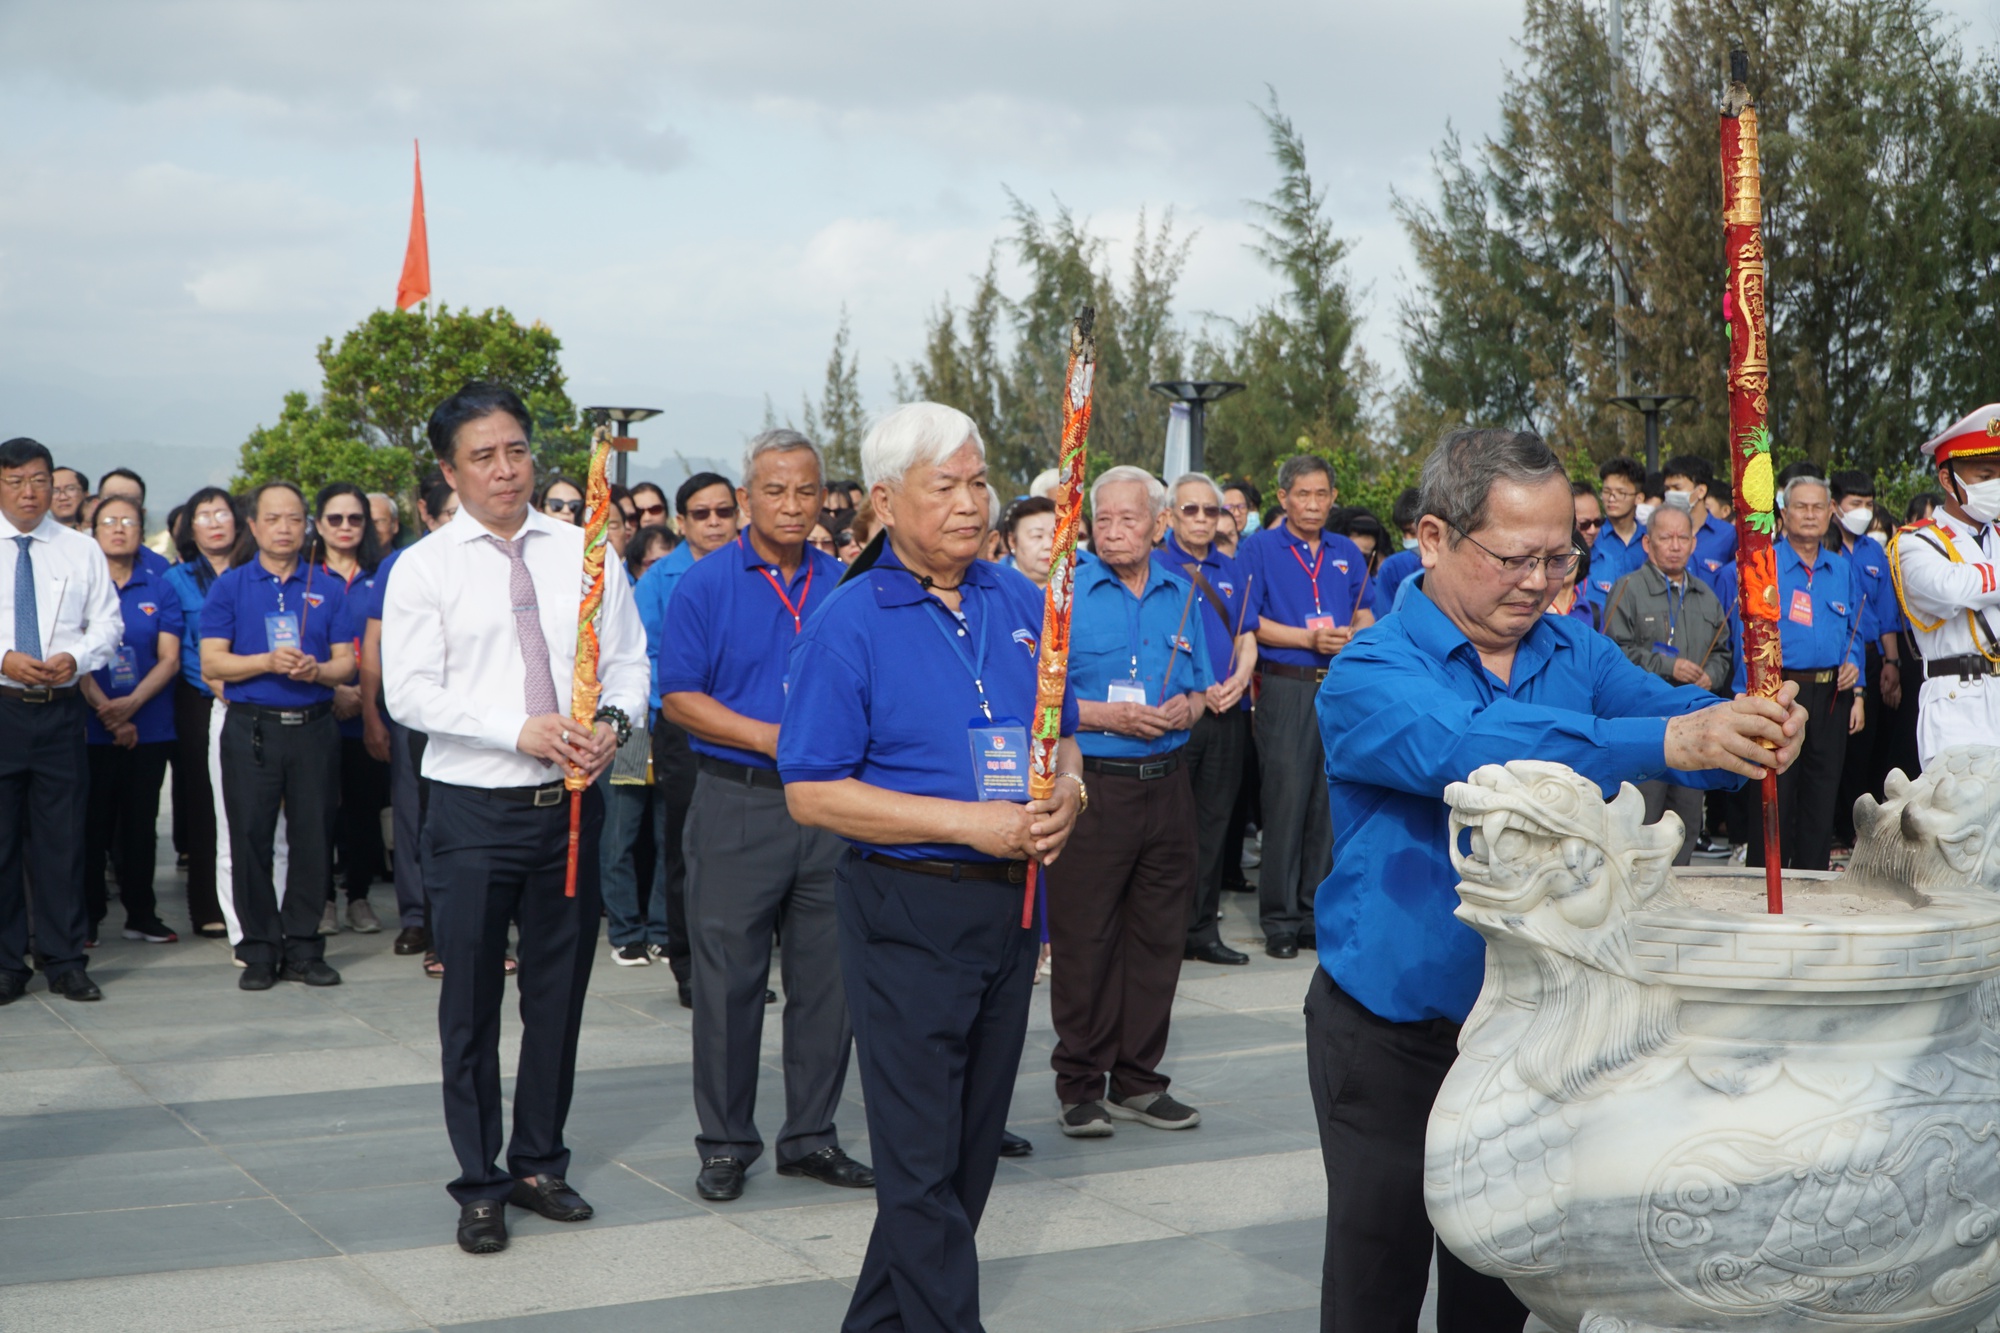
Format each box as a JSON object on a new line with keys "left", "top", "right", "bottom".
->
{"left": 1058, "top": 771, "right": 1089, "bottom": 812}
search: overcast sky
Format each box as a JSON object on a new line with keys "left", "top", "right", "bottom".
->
{"left": 5, "top": 0, "right": 1998, "bottom": 497}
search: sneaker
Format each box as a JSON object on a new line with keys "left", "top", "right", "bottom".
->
{"left": 1240, "top": 833, "right": 1261, "bottom": 870}
{"left": 611, "top": 942, "right": 651, "bottom": 967}
{"left": 346, "top": 899, "right": 382, "bottom": 934}
{"left": 646, "top": 942, "right": 666, "bottom": 963}
{"left": 1106, "top": 1090, "right": 1202, "bottom": 1130}
{"left": 319, "top": 902, "right": 340, "bottom": 936}
{"left": 1059, "top": 1101, "right": 1115, "bottom": 1138}
{"left": 122, "top": 920, "right": 180, "bottom": 943}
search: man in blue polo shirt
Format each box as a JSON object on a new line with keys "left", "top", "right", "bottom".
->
{"left": 630, "top": 470, "right": 738, "bottom": 1002}
{"left": 781, "top": 402, "right": 1082, "bottom": 1333}
{"left": 1309, "top": 426, "right": 1807, "bottom": 1332}
{"left": 1663, "top": 453, "right": 1739, "bottom": 597}
{"left": 200, "top": 481, "right": 355, "bottom": 991}
{"left": 1828, "top": 468, "right": 1906, "bottom": 846}
{"left": 1373, "top": 487, "right": 1424, "bottom": 611}
{"left": 1052, "top": 466, "right": 1213, "bottom": 1138}
{"left": 1155, "top": 471, "right": 1258, "bottom": 967}
{"left": 658, "top": 430, "right": 869, "bottom": 1205}
{"left": 1588, "top": 455, "right": 1648, "bottom": 608}
{"left": 1238, "top": 454, "right": 1372, "bottom": 959}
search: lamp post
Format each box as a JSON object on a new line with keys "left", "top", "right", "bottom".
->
{"left": 1608, "top": 393, "right": 1696, "bottom": 473}
{"left": 583, "top": 406, "right": 663, "bottom": 488}
{"left": 1148, "top": 380, "right": 1245, "bottom": 473}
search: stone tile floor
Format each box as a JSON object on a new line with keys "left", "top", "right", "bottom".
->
{"left": 0, "top": 847, "right": 1538, "bottom": 1332}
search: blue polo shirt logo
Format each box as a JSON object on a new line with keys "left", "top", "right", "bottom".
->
{"left": 137, "top": 601, "right": 157, "bottom": 616}
{"left": 1218, "top": 581, "right": 1235, "bottom": 595}
{"left": 1332, "top": 560, "right": 1350, "bottom": 574}
{"left": 1011, "top": 628, "right": 1037, "bottom": 655}
{"left": 305, "top": 592, "right": 325, "bottom": 608}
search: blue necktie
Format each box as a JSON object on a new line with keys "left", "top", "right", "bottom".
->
{"left": 13, "top": 536, "right": 39, "bottom": 660}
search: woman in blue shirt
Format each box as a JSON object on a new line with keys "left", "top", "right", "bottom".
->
{"left": 80, "top": 495, "right": 185, "bottom": 945}
{"left": 163, "top": 486, "right": 238, "bottom": 938}
{"left": 308, "top": 482, "right": 386, "bottom": 936}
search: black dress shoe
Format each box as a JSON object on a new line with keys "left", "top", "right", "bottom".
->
{"left": 392, "top": 926, "right": 430, "bottom": 956}
{"left": 457, "top": 1200, "right": 508, "bottom": 1254}
{"left": 696, "top": 1156, "right": 747, "bottom": 1201}
{"left": 1265, "top": 933, "right": 1298, "bottom": 960}
{"left": 998, "top": 1130, "right": 1034, "bottom": 1158}
{"left": 47, "top": 970, "right": 102, "bottom": 1001}
{"left": 1185, "top": 940, "right": 1250, "bottom": 966}
{"left": 240, "top": 963, "right": 277, "bottom": 990}
{"left": 677, "top": 981, "right": 692, "bottom": 1010}
{"left": 509, "top": 1173, "right": 593, "bottom": 1222}
{"left": 0, "top": 972, "right": 24, "bottom": 1005}
{"left": 777, "top": 1146, "right": 874, "bottom": 1189}
{"left": 765, "top": 988, "right": 778, "bottom": 1005}
{"left": 279, "top": 959, "right": 342, "bottom": 987}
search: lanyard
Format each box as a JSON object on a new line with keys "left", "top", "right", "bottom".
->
{"left": 758, "top": 562, "right": 815, "bottom": 633}
{"left": 918, "top": 591, "right": 995, "bottom": 721}
{"left": 1289, "top": 539, "right": 1326, "bottom": 616}
{"left": 1123, "top": 582, "right": 1144, "bottom": 681}
{"left": 1666, "top": 579, "right": 1682, "bottom": 647}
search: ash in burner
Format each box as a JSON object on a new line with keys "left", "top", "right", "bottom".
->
{"left": 1678, "top": 882, "right": 1915, "bottom": 915}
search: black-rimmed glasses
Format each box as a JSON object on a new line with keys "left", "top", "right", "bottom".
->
{"left": 1446, "top": 520, "right": 1581, "bottom": 582}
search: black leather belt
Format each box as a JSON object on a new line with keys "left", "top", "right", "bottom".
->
{"left": 1781, "top": 668, "right": 1837, "bottom": 685}
{"left": 0, "top": 684, "right": 78, "bottom": 703}
{"left": 1082, "top": 752, "right": 1183, "bottom": 781}
{"left": 1260, "top": 661, "right": 1328, "bottom": 683}
{"left": 697, "top": 756, "right": 784, "bottom": 790}
{"left": 233, "top": 701, "right": 332, "bottom": 725}
{"left": 491, "top": 781, "right": 569, "bottom": 808}
{"left": 862, "top": 853, "right": 1028, "bottom": 884}
{"left": 1926, "top": 654, "right": 1998, "bottom": 681}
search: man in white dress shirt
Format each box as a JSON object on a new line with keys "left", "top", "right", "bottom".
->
{"left": 382, "top": 385, "right": 649, "bottom": 1255}
{"left": 0, "top": 438, "right": 122, "bottom": 1004}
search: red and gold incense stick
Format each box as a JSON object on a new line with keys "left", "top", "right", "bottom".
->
{"left": 1023, "top": 308, "right": 1098, "bottom": 928}
{"left": 564, "top": 424, "right": 614, "bottom": 898}
{"left": 1722, "top": 47, "right": 1783, "bottom": 914}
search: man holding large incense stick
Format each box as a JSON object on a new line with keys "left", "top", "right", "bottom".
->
{"left": 1310, "top": 427, "right": 1806, "bottom": 1331}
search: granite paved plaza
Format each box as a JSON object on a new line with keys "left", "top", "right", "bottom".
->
{"left": 0, "top": 830, "right": 1528, "bottom": 1332}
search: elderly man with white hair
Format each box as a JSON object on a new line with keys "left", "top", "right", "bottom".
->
{"left": 782, "top": 403, "right": 1083, "bottom": 1333}
{"left": 1045, "top": 464, "right": 1213, "bottom": 1139}
{"left": 657, "top": 428, "right": 870, "bottom": 1205}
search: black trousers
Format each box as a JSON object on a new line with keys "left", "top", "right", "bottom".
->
{"left": 1184, "top": 708, "right": 1249, "bottom": 948}
{"left": 1305, "top": 969, "right": 1528, "bottom": 1333}
{"left": 1747, "top": 675, "right": 1842, "bottom": 872}
{"left": 171, "top": 681, "right": 222, "bottom": 928}
{"left": 219, "top": 707, "right": 336, "bottom": 966}
{"left": 85, "top": 741, "right": 171, "bottom": 931}
{"left": 1835, "top": 647, "right": 1884, "bottom": 847}
{"left": 426, "top": 781, "right": 602, "bottom": 1205}
{"left": 0, "top": 695, "right": 90, "bottom": 979}
{"left": 651, "top": 719, "right": 696, "bottom": 982}
{"left": 387, "top": 720, "right": 429, "bottom": 930}
{"left": 1255, "top": 671, "right": 1331, "bottom": 941}
{"left": 336, "top": 735, "right": 390, "bottom": 901}
{"left": 839, "top": 850, "right": 1036, "bottom": 1333}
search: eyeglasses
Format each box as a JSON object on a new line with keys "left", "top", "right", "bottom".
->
{"left": 96, "top": 515, "right": 139, "bottom": 530}
{"left": 320, "top": 512, "right": 367, "bottom": 527}
{"left": 636, "top": 502, "right": 666, "bottom": 521}
{"left": 1446, "top": 520, "right": 1581, "bottom": 582}
{"left": 1, "top": 474, "right": 52, "bottom": 493}
{"left": 1178, "top": 504, "right": 1221, "bottom": 519}
{"left": 193, "top": 511, "right": 233, "bottom": 526}
{"left": 1576, "top": 517, "right": 1605, "bottom": 531}
{"left": 809, "top": 536, "right": 837, "bottom": 552}
{"left": 1600, "top": 487, "right": 1638, "bottom": 503}
{"left": 545, "top": 498, "right": 583, "bottom": 515}
{"left": 52, "top": 483, "right": 83, "bottom": 499}
{"left": 686, "top": 504, "right": 737, "bottom": 522}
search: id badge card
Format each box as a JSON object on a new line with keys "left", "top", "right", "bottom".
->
{"left": 1107, "top": 680, "right": 1147, "bottom": 705}
{"left": 968, "top": 722, "right": 1030, "bottom": 802}
{"left": 111, "top": 645, "right": 139, "bottom": 690}
{"left": 265, "top": 612, "right": 301, "bottom": 652}
{"left": 1305, "top": 614, "right": 1336, "bottom": 632}
{"left": 1788, "top": 590, "right": 1813, "bottom": 627}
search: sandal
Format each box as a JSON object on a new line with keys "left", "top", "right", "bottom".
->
{"left": 195, "top": 923, "right": 228, "bottom": 939}
{"left": 423, "top": 951, "right": 444, "bottom": 979}
{"left": 504, "top": 954, "right": 518, "bottom": 975}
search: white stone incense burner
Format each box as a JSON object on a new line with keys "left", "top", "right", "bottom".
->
{"left": 1425, "top": 749, "right": 2000, "bottom": 1332}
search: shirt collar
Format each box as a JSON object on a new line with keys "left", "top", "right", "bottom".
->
{"left": 0, "top": 512, "right": 61, "bottom": 542}
{"left": 1162, "top": 530, "right": 1217, "bottom": 568}
{"left": 868, "top": 542, "right": 1004, "bottom": 609}
{"left": 444, "top": 506, "right": 566, "bottom": 546}
{"left": 1078, "top": 552, "right": 1170, "bottom": 599}
{"left": 1399, "top": 581, "right": 1557, "bottom": 687}
{"left": 1776, "top": 539, "right": 1830, "bottom": 573}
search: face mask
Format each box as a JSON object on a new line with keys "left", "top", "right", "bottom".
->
{"left": 1663, "top": 491, "right": 1693, "bottom": 513}
{"left": 1634, "top": 502, "right": 1659, "bottom": 528}
{"left": 1960, "top": 479, "right": 2000, "bottom": 526}
{"left": 1403, "top": 534, "right": 1419, "bottom": 550}
{"left": 1837, "top": 507, "right": 1873, "bottom": 537}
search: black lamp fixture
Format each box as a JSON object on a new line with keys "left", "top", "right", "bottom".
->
{"left": 1607, "top": 393, "right": 1696, "bottom": 473}
{"left": 584, "top": 406, "right": 663, "bottom": 487}
{"left": 1148, "top": 381, "right": 1246, "bottom": 473}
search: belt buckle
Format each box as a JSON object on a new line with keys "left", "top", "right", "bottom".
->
{"left": 279, "top": 710, "right": 305, "bottom": 726}
{"left": 1007, "top": 861, "right": 1027, "bottom": 884}
{"left": 1139, "top": 760, "right": 1169, "bottom": 780}
{"left": 533, "top": 784, "right": 564, "bottom": 808}
{"left": 1312, "top": 667, "right": 1328, "bottom": 683}
{"left": 18, "top": 686, "right": 49, "bottom": 704}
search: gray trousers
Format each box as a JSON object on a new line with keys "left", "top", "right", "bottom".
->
{"left": 1254, "top": 672, "right": 1331, "bottom": 942}
{"left": 1639, "top": 780, "right": 1701, "bottom": 867}
{"left": 1185, "top": 707, "right": 1249, "bottom": 948}
{"left": 387, "top": 720, "right": 428, "bottom": 929}
{"left": 684, "top": 768, "right": 851, "bottom": 1166}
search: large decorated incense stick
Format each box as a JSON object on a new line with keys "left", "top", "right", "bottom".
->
{"left": 564, "top": 423, "right": 614, "bottom": 899}
{"left": 1023, "top": 307, "right": 1098, "bottom": 928}
{"left": 1722, "top": 46, "right": 1784, "bottom": 914}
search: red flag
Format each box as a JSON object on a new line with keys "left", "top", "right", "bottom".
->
{"left": 396, "top": 140, "right": 430, "bottom": 310}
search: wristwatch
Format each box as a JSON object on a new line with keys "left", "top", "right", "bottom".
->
{"left": 1058, "top": 771, "right": 1089, "bottom": 812}
{"left": 594, "top": 704, "right": 633, "bottom": 747}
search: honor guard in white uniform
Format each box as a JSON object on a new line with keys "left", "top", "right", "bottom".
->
{"left": 1889, "top": 403, "right": 2000, "bottom": 768}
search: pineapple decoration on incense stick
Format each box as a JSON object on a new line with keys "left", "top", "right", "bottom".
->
{"left": 563, "top": 423, "right": 615, "bottom": 899}
{"left": 1022, "top": 308, "right": 1098, "bottom": 928}
{"left": 1722, "top": 45, "right": 1785, "bottom": 913}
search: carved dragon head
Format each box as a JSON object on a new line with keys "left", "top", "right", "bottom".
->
{"left": 1447, "top": 761, "right": 1684, "bottom": 979}
{"left": 1849, "top": 746, "right": 2000, "bottom": 896}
